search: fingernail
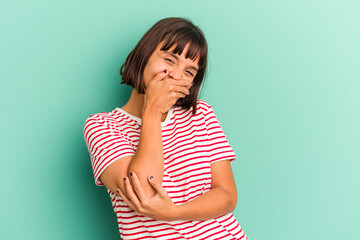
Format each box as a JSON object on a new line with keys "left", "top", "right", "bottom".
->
{"left": 149, "top": 175, "right": 153, "bottom": 180}
{"left": 130, "top": 172, "right": 133, "bottom": 176}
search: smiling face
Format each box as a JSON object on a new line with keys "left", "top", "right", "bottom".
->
{"left": 143, "top": 40, "right": 200, "bottom": 90}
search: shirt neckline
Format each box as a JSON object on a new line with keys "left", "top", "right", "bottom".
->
{"left": 115, "top": 106, "right": 174, "bottom": 127}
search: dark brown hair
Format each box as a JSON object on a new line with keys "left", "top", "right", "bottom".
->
{"left": 120, "top": 17, "right": 208, "bottom": 115}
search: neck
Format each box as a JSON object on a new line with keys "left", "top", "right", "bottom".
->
{"left": 121, "top": 89, "right": 145, "bottom": 118}
{"left": 121, "top": 89, "right": 168, "bottom": 121}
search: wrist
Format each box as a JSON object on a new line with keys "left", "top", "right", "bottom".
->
{"left": 170, "top": 204, "right": 182, "bottom": 221}
{"left": 143, "top": 104, "right": 162, "bottom": 120}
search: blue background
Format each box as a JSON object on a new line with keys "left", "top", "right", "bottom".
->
{"left": 1, "top": 0, "right": 359, "bottom": 239}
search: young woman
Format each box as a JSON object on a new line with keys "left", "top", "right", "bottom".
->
{"left": 83, "top": 17, "right": 248, "bottom": 240}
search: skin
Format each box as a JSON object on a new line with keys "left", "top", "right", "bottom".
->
{"left": 102, "top": 39, "right": 238, "bottom": 221}
{"left": 121, "top": 39, "right": 199, "bottom": 121}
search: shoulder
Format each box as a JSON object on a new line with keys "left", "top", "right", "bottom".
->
{"left": 173, "top": 98, "right": 212, "bottom": 117}
{"left": 195, "top": 98, "right": 212, "bottom": 114}
{"left": 83, "top": 109, "right": 119, "bottom": 130}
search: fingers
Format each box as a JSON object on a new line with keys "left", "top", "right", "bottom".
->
{"left": 123, "top": 177, "right": 142, "bottom": 207}
{"left": 174, "top": 91, "right": 187, "bottom": 99}
{"left": 151, "top": 69, "right": 169, "bottom": 84}
{"left": 170, "top": 78, "right": 193, "bottom": 89}
{"left": 169, "top": 85, "right": 189, "bottom": 99}
{"left": 152, "top": 69, "right": 193, "bottom": 89}
{"left": 169, "top": 80, "right": 193, "bottom": 98}
{"left": 116, "top": 187, "right": 137, "bottom": 211}
{"left": 149, "top": 69, "right": 193, "bottom": 102}
{"left": 129, "top": 172, "right": 147, "bottom": 203}
{"left": 175, "top": 86, "right": 190, "bottom": 96}
{"left": 148, "top": 175, "right": 167, "bottom": 198}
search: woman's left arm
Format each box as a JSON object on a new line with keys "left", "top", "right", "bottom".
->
{"left": 116, "top": 159, "right": 237, "bottom": 221}
{"left": 173, "top": 159, "right": 237, "bottom": 221}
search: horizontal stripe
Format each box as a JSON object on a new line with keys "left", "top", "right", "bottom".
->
{"left": 83, "top": 99, "right": 247, "bottom": 240}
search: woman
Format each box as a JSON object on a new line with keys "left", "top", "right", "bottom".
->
{"left": 83, "top": 17, "right": 248, "bottom": 240}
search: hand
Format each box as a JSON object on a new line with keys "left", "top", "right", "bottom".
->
{"left": 144, "top": 69, "right": 193, "bottom": 114}
{"left": 116, "top": 172, "right": 177, "bottom": 221}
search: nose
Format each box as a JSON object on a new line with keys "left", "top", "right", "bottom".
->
{"left": 168, "top": 68, "right": 182, "bottom": 80}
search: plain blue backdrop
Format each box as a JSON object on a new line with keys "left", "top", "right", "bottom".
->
{"left": 1, "top": 1, "right": 359, "bottom": 239}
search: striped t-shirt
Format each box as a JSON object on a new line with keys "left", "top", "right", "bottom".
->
{"left": 83, "top": 99, "right": 248, "bottom": 240}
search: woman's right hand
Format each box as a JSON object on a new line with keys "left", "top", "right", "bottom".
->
{"left": 143, "top": 69, "right": 193, "bottom": 115}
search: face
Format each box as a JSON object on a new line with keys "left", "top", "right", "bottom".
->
{"left": 143, "top": 40, "right": 200, "bottom": 89}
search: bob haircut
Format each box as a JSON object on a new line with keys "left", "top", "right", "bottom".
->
{"left": 120, "top": 17, "right": 208, "bottom": 115}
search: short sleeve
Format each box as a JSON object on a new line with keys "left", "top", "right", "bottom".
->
{"left": 203, "top": 103, "right": 237, "bottom": 164}
{"left": 83, "top": 114, "right": 136, "bottom": 186}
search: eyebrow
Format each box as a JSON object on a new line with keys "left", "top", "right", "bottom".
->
{"left": 165, "top": 52, "right": 199, "bottom": 72}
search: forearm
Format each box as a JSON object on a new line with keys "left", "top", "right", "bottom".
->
{"left": 127, "top": 105, "right": 164, "bottom": 198}
{"left": 172, "top": 187, "right": 236, "bottom": 221}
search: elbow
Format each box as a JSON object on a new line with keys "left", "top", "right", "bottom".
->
{"left": 127, "top": 162, "right": 164, "bottom": 183}
{"left": 226, "top": 191, "right": 238, "bottom": 213}
{"left": 126, "top": 166, "right": 163, "bottom": 199}
{"left": 126, "top": 163, "right": 143, "bottom": 179}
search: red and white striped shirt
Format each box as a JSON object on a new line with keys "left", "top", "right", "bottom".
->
{"left": 83, "top": 99, "right": 248, "bottom": 240}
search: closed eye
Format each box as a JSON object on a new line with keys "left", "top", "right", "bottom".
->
{"left": 165, "top": 58, "right": 195, "bottom": 77}
{"left": 165, "top": 58, "right": 174, "bottom": 64}
{"left": 186, "top": 70, "right": 194, "bottom": 77}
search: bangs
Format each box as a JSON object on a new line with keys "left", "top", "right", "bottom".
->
{"left": 160, "top": 30, "right": 204, "bottom": 62}
{"left": 120, "top": 17, "right": 208, "bottom": 114}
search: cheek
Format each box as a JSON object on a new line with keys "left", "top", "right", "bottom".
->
{"left": 151, "top": 60, "right": 167, "bottom": 73}
{"left": 143, "top": 60, "right": 167, "bottom": 87}
{"left": 147, "top": 61, "right": 167, "bottom": 78}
